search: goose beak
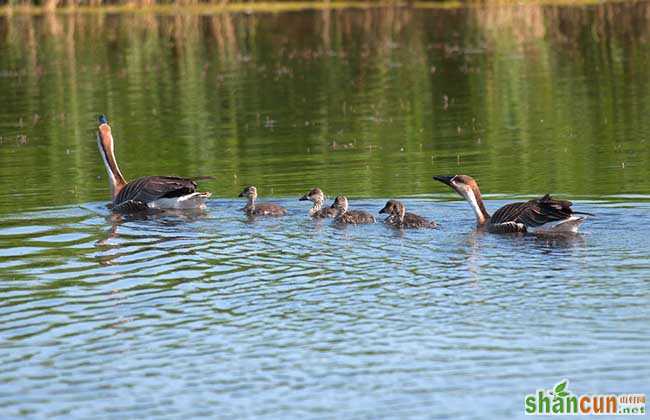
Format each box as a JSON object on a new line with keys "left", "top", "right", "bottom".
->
{"left": 433, "top": 175, "right": 454, "bottom": 186}
{"left": 299, "top": 194, "right": 309, "bottom": 201}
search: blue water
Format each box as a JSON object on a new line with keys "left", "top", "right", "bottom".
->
{"left": 0, "top": 198, "right": 648, "bottom": 418}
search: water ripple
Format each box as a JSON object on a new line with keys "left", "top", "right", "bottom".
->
{"left": 0, "top": 199, "right": 648, "bottom": 418}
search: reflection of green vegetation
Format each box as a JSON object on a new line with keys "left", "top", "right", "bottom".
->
{"left": 0, "top": 3, "right": 648, "bottom": 214}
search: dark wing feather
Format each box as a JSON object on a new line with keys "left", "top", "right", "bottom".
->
{"left": 488, "top": 221, "right": 527, "bottom": 234}
{"left": 491, "top": 194, "right": 574, "bottom": 228}
{"left": 112, "top": 199, "right": 149, "bottom": 213}
{"left": 114, "top": 176, "right": 197, "bottom": 206}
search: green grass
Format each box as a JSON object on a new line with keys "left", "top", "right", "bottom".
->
{"left": 0, "top": 0, "right": 637, "bottom": 16}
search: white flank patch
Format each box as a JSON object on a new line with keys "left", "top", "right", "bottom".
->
{"left": 147, "top": 192, "right": 211, "bottom": 210}
{"left": 529, "top": 216, "right": 585, "bottom": 234}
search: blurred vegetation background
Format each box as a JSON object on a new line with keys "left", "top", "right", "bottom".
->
{"left": 1, "top": 0, "right": 643, "bottom": 11}
{"left": 0, "top": 1, "right": 649, "bottom": 211}
{"left": 2, "top": 0, "right": 423, "bottom": 10}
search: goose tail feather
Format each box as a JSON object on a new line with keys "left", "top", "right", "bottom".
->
{"left": 572, "top": 210, "right": 595, "bottom": 217}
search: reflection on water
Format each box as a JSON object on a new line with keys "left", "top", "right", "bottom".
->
{"left": 0, "top": 199, "right": 649, "bottom": 417}
{"left": 0, "top": 3, "right": 649, "bottom": 214}
{"left": 1, "top": 3, "right": 650, "bottom": 418}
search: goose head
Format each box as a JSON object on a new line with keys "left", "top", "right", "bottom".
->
{"left": 433, "top": 175, "right": 479, "bottom": 197}
{"left": 96, "top": 114, "right": 126, "bottom": 199}
{"left": 434, "top": 175, "right": 489, "bottom": 225}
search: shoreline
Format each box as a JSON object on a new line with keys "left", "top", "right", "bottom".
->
{"left": 0, "top": 0, "right": 637, "bottom": 16}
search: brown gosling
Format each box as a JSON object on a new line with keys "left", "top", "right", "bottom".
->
{"left": 331, "top": 196, "right": 375, "bottom": 225}
{"left": 299, "top": 188, "right": 337, "bottom": 218}
{"left": 379, "top": 200, "right": 437, "bottom": 229}
{"left": 239, "top": 185, "right": 287, "bottom": 216}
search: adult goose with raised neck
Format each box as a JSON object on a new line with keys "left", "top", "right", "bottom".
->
{"left": 96, "top": 115, "right": 211, "bottom": 213}
{"left": 433, "top": 175, "right": 593, "bottom": 234}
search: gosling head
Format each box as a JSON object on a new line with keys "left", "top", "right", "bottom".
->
{"left": 238, "top": 185, "right": 258, "bottom": 200}
{"left": 330, "top": 195, "right": 349, "bottom": 213}
{"left": 299, "top": 187, "right": 325, "bottom": 203}
{"left": 379, "top": 199, "right": 406, "bottom": 220}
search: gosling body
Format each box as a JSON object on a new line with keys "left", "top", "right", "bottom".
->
{"left": 331, "top": 196, "right": 375, "bottom": 225}
{"left": 379, "top": 200, "right": 437, "bottom": 229}
{"left": 239, "top": 186, "right": 287, "bottom": 216}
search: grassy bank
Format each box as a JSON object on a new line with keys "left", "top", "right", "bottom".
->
{"left": 2, "top": 2, "right": 451, "bottom": 16}
{"left": 0, "top": 0, "right": 640, "bottom": 15}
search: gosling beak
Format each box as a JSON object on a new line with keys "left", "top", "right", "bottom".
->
{"left": 238, "top": 192, "right": 245, "bottom": 197}
{"left": 433, "top": 175, "right": 454, "bottom": 186}
{"left": 299, "top": 194, "right": 309, "bottom": 201}
{"left": 379, "top": 206, "right": 388, "bottom": 214}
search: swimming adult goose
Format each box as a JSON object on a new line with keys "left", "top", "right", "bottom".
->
{"left": 379, "top": 200, "right": 437, "bottom": 229}
{"left": 299, "top": 188, "right": 337, "bottom": 218}
{"left": 96, "top": 115, "right": 211, "bottom": 213}
{"left": 239, "top": 185, "right": 287, "bottom": 216}
{"left": 331, "top": 196, "right": 375, "bottom": 224}
{"left": 433, "top": 175, "right": 592, "bottom": 234}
